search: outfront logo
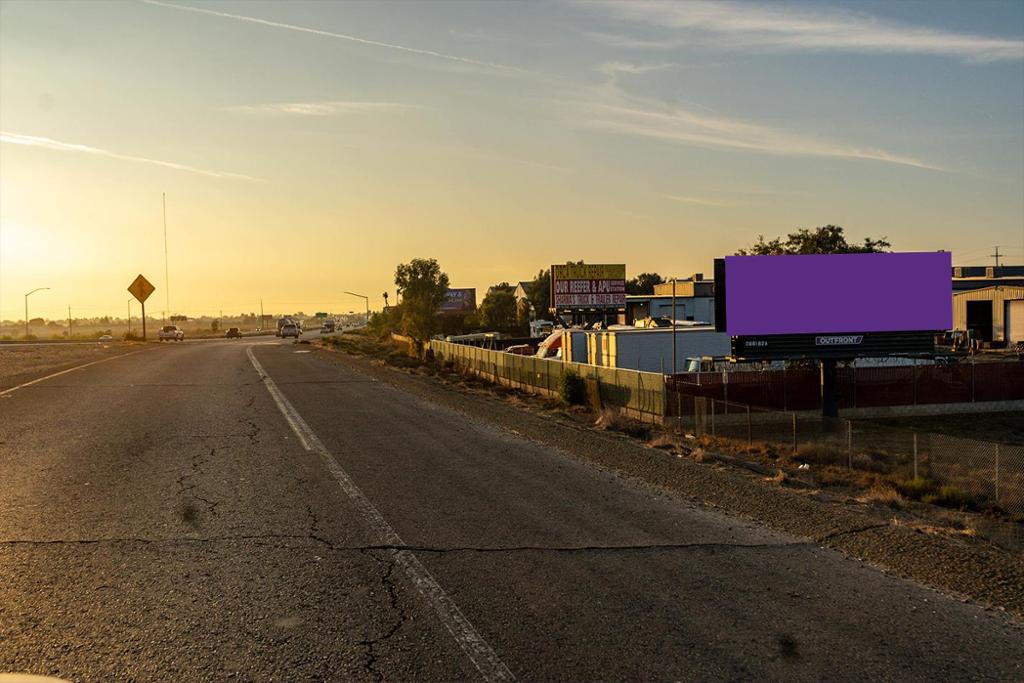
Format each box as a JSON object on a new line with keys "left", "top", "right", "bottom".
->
{"left": 815, "top": 335, "right": 864, "bottom": 346}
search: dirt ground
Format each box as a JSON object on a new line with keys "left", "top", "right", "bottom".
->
{"left": 0, "top": 343, "right": 140, "bottom": 391}
{"left": 868, "top": 412, "right": 1024, "bottom": 446}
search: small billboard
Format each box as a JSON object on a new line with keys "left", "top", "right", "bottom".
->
{"left": 717, "top": 252, "right": 951, "bottom": 337}
{"left": 440, "top": 288, "right": 477, "bottom": 313}
{"left": 550, "top": 263, "right": 626, "bottom": 310}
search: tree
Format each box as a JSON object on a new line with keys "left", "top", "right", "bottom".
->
{"left": 626, "top": 272, "right": 664, "bottom": 295}
{"left": 394, "top": 258, "right": 450, "bottom": 342}
{"left": 737, "top": 225, "right": 891, "bottom": 255}
{"left": 526, "top": 268, "right": 550, "bottom": 318}
{"left": 480, "top": 283, "right": 521, "bottom": 333}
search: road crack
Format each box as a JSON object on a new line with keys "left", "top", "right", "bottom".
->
{"left": 356, "top": 549, "right": 410, "bottom": 681}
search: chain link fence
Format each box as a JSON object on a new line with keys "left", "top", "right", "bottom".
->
{"left": 430, "top": 339, "right": 1023, "bottom": 516}
{"left": 668, "top": 390, "right": 1024, "bottom": 516}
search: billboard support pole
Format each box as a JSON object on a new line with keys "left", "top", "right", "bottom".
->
{"left": 821, "top": 358, "right": 839, "bottom": 419}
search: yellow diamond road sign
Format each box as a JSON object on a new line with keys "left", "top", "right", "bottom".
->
{"left": 128, "top": 274, "right": 155, "bottom": 304}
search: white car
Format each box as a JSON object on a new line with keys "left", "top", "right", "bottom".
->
{"left": 158, "top": 325, "right": 185, "bottom": 341}
{"left": 98, "top": 334, "right": 113, "bottom": 342}
{"left": 280, "top": 323, "right": 300, "bottom": 339}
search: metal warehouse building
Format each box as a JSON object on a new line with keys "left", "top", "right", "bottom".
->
{"left": 953, "top": 285, "right": 1024, "bottom": 343}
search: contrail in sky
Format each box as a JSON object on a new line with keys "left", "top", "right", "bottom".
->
{"left": 140, "top": 0, "right": 521, "bottom": 72}
{"left": 1, "top": 131, "right": 262, "bottom": 181}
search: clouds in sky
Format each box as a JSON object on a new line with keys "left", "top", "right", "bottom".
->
{"left": 0, "top": 132, "right": 262, "bottom": 180}
{"left": 226, "top": 101, "right": 420, "bottom": 116}
{"left": 570, "top": 88, "right": 942, "bottom": 170}
{"left": 588, "top": 1, "right": 1024, "bottom": 63}
{"left": 662, "top": 194, "right": 732, "bottom": 207}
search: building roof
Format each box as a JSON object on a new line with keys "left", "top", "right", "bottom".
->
{"left": 952, "top": 284, "right": 1024, "bottom": 297}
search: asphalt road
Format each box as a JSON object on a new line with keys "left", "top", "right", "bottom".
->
{"left": 1, "top": 334, "right": 1021, "bottom": 681}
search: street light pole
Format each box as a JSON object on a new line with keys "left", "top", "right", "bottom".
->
{"left": 163, "top": 192, "right": 170, "bottom": 323}
{"left": 24, "top": 287, "right": 49, "bottom": 339}
{"left": 344, "top": 291, "right": 370, "bottom": 326}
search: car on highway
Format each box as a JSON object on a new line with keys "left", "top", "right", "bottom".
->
{"left": 226, "top": 327, "right": 243, "bottom": 339}
{"left": 280, "top": 323, "right": 300, "bottom": 339}
{"left": 320, "top": 320, "right": 336, "bottom": 334}
{"left": 158, "top": 325, "right": 185, "bottom": 342}
{"left": 98, "top": 334, "right": 113, "bottom": 342}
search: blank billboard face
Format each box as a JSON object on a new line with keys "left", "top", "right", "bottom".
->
{"left": 723, "top": 252, "right": 952, "bottom": 336}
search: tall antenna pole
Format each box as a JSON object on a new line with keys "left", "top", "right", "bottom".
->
{"left": 163, "top": 192, "right": 170, "bottom": 321}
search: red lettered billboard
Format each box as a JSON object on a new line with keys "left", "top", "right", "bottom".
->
{"left": 551, "top": 264, "right": 626, "bottom": 309}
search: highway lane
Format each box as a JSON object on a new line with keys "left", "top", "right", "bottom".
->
{"left": 1, "top": 336, "right": 1022, "bottom": 680}
{"left": 0, "top": 338, "right": 474, "bottom": 681}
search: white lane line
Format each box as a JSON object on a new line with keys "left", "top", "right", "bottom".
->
{"left": 246, "top": 345, "right": 515, "bottom": 682}
{"left": 0, "top": 349, "right": 148, "bottom": 397}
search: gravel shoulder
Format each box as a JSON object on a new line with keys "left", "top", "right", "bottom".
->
{"left": 0, "top": 343, "right": 143, "bottom": 392}
{"left": 313, "top": 342, "right": 1024, "bottom": 619}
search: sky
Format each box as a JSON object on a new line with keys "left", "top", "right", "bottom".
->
{"left": 1, "top": 0, "right": 1023, "bottom": 321}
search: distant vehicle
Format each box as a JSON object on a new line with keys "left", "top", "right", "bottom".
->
{"left": 276, "top": 317, "right": 294, "bottom": 336}
{"left": 280, "top": 323, "right": 300, "bottom": 339}
{"left": 226, "top": 327, "right": 242, "bottom": 339}
{"left": 158, "top": 325, "right": 184, "bottom": 341}
{"left": 98, "top": 334, "right": 113, "bottom": 342}
{"left": 320, "top": 320, "right": 336, "bottom": 334}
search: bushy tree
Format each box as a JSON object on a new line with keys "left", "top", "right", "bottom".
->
{"left": 480, "top": 283, "right": 522, "bottom": 333}
{"left": 394, "top": 258, "right": 450, "bottom": 342}
{"left": 737, "top": 225, "right": 891, "bottom": 255}
{"left": 626, "top": 272, "right": 664, "bottom": 295}
{"left": 526, "top": 269, "right": 550, "bottom": 317}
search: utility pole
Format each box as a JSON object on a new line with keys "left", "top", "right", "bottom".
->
{"left": 260, "top": 299, "right": 265, "bottom": 330}
{"left": 128, "top": 299, "right": 132, "bottom": 336}
{"left": 990, "top": 246, "right": 1002, "bottom": 268}
{"left": 671, "top": 278, "right": 677, "bottom": 376}
{"left": 68, "top": 305, "right": 72, "bottom": 338}
{"left": 163, "top": 192, "right": 170, "bottom": 322}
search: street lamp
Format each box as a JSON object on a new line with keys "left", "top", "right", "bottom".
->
{"left": 24, "top": 287, "right": 50, "bottom": 339}
{"left": 344, "top": 291, "right": 370, "bottom": 326}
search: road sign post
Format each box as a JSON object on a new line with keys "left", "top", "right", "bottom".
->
{"left": 128, "top": 274, "right": 156, "bottom": 341}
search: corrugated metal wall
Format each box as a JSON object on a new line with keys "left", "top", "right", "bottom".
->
{"left": 953, "top": 286, "right": 1024, "bottom": 341}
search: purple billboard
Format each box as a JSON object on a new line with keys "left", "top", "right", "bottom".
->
{"left": 722, "top": 252, "right": 952, "bottom": 336}
{"left": 440, "top": 288, "right": 477, "bottom": 314}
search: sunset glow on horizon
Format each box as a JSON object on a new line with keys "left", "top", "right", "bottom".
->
{"left": 2, "top": 0, "right": 1022, "bottom": 322}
